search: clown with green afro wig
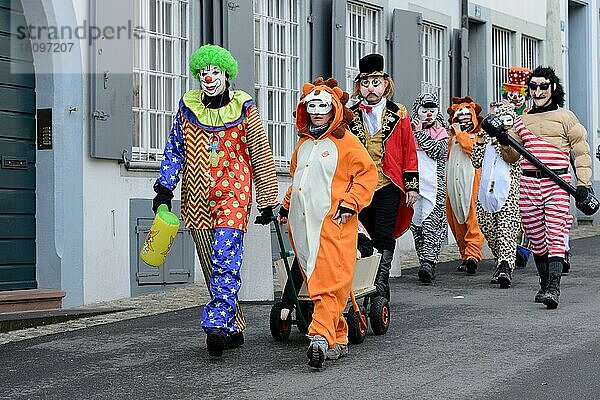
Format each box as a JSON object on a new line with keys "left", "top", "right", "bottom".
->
{"left": 153, "top": 42, "right": 278, "bottom": 358}
{"left": 190, "top": 44, "right": 238, "bottom": 80}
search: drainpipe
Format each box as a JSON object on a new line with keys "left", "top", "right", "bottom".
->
{"left": 545, "top": 0, "right": 563, "bottom": 79}
{"left": 460, "top": 0, "right": 469, "bottom": 96}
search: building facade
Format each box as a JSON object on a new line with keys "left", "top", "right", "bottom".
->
{"left": 0, "top": 0, "right": 597, "bottom": 306}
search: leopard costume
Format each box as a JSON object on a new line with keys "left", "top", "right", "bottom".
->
{"left": 471, "top": 103, "right": 521, "bottom": 284}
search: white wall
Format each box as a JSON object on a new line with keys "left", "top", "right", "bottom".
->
{"left": 474, "top": 0, "right": 547, "bottom": 26}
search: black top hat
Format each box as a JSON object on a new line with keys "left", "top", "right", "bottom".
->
{"left": 355, "top": 53, "right": 387, "bottom": 81}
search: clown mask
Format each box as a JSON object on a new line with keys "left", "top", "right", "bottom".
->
{"left": 359, "top": 76, "right": 388, "bottom": 104}
{"left": 198, "top": 64, "right": 227, "bottom": 97}
{"left": 506, "top": 91, "right": 526, "bottom": 109}
{"left": 453, "top": 107, "right": 475, "bottom": 132}
{"left": 529, "top": 77, "right": 553, "bottom": 108}
{"left": 417, "top": 106, "right": 439, "bottom": 128}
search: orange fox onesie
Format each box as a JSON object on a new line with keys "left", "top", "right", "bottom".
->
{"left": 282, "top": 78, "right": 377, "bottom": 349}
{"left": 446, "top": 97, "right": 484, "bottom": 271}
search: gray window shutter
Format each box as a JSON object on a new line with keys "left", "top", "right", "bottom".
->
{"left": 223, "top": 1, "right": 254, "bottom": 95}
{"left": 391, "top": 9, "right": 422, "bottom": 106}
{"left": 331, "top": 0, "right": 346, "bottom": 84}
{"left": 89, "top": 0, "right": 133, "bottom": 160}
{"left": 450, "top": 28, "right": 462, "bottom": 99}
{"left": 310, "top": 0, "right": 333, "bottom": 78}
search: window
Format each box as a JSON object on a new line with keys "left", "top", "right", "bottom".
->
{"left": 521, "top": 35, "right": 539, "bottom": 71}
{"left": 421, "top": 22, "right": 445, "bottom": 101}
{"left": 491, "top": 26, "right": 512, "bottom": 102}
{"left": 345, "top": 2, "right": 381, "bottom": 93}
{"left": 254, "top": 0, "right": 305, "bottom": 169}
{"left": 132, "top": 0, "right": 190, "bottom": 161}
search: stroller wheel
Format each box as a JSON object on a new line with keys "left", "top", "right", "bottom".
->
{"left": 369, "top": 295, "right": 390, "bottom": 335}
{"left": 347, "top": 305, "right": 368, "bottom": 344}
{"left": 270, "top": 302, "right": 292, "bottom": 341}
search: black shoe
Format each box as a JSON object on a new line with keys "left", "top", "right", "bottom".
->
{"left": 456, "top": 260, "right": 467, "bottom": 272}
{"left": 206, "top": 329, "right": 226, "bottom": 357}
{"left": 465, "top": 258, "right": 478, "bottom": 275}
{"left": 543, "top": 289, "right": 560, "bottom": 309}
{"left": 418, "top": 262, "right": 435, "bottom": 285}
{"left": 534, "top": 289, "right": 546, "bottom": 303}
{"left": 490, "top": 266, "right": 500, "bottom": 284}
{"left": 224, "top": 332, "right": 244, "bottom": 350}
{"left": 496, "top": 261, "right": 512, "bottom": 289}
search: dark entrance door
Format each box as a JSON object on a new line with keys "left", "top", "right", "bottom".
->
{"left": 0, "top": 0, "right": 36, "bottom": 290}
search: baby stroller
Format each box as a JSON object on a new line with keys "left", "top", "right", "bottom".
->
{"left": 269, "top": 219, "right": 391, "bottom": 344}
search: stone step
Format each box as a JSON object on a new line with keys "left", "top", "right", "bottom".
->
{"left": 0, "top": 289, "right": 66, "bottom": 313}
{"left": 0, "top": 307, "right": 131, "bottom": 333}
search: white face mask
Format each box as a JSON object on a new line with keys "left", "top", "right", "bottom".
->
{"left": 304, "top": 90, "right": 333, "bottom": 115}
{"left": 306, "top": 100, "right": 332, "bottom": 115}
{"left": 417, "top": 106, "right": 439, "bottom": 127}
{"left": 198, "top": 64, "right": 227, "bottom": 96}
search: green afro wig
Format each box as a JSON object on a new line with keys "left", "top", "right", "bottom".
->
{"left": 189, "top": 44, "right": 238, "bottom": 80}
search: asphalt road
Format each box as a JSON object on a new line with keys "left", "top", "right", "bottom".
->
{"left": 1, "top": 236, "right": 600, "bottom": 400}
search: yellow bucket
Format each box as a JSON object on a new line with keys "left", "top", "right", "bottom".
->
{"left": 140, "top": 204, "right": 181, "bottom": 267}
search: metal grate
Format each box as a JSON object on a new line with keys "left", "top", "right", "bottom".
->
{"left": 345, "top": 2, "right": 381, "bottom": 94}
{"left": 521, "top": 35, "right": 539, "bottom": 71}
{"left": 421, "top": 22, "right": 444, "bottom": 101}
{"left": 132, "top": 0, "right": 190, "bottom": 162}
{"left": 253, "top": 0, "right": 305, "bottom": 169}
{"left": 491, "top": 26, "right": 512, "bottom": 102}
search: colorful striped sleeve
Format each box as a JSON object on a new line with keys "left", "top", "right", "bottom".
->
{"left": 246, "top": 104, "right": 279, "bottom": 209}
{"left": 155, "top": 109, "right": 185, "bottom": 191}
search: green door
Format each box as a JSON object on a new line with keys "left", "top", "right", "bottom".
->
{"left": 0, "top": 0, "right": 37, "bottom": 290}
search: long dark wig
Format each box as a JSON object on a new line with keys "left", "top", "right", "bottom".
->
{"left": 526, "top": 66, "right": 565, "bottom": 107}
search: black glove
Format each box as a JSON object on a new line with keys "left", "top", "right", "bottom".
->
{"left": 152, "top": 184, "right": 174, "bottom": 214}
{"left": 254, "top": 206, "right": 274, "bottom": 225}
{"left": 575, "top": 186, "right": 590, "bottom": 203}
{"left": 336, "top": 205, "right": 356, "bottom": 216}
{"left": 278, "top": 206, "right": 289, "bottom": 219}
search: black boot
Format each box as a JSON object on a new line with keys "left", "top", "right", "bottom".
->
{"left": 375, "top": 249, "right": 393, "bottom": 300}
{"left": 465, "top": 258, "right": 478, "bottom": 275}
{"left": 418, "top": 260, "right": 435, "bottom": 285}
{"left": 496, "top": 261, "right": 512, "bottom": 289}
{"left": 515, "top": 250, "right": 528, "bottom": 269}
{"left": 543, "top": 257, "right": 562, "bottom": 309}
{"left": 562, "top": 250, "right": 571, "bottom": 274}
{"left": 224, "top": 332, "right": 244, "bottom": 350}
{"left": 206, "top": 328, "right": 226, "bottom": 357}
{"left": 534, "top": 254, "right": 548, "bottom": 303}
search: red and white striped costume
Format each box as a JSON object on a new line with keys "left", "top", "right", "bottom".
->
{"left": 513, "top": 117, "right": 573, "bottom": 257}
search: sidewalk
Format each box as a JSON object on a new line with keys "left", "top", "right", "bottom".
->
{"left": 1, "top": 223, "right": 599, "bottom": 346}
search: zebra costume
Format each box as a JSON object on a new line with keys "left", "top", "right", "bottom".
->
{"left": 410, "top": 93, "right": 449, "bottom": 283}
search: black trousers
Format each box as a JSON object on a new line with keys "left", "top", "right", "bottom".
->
{"left": 359, "top": 183, "right": 401, "bottom": 253}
